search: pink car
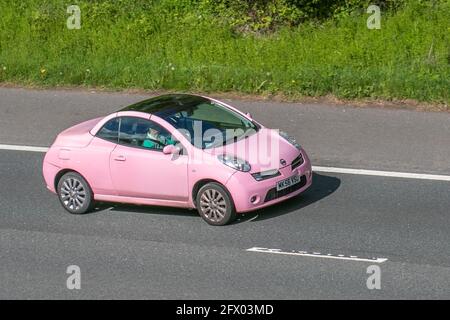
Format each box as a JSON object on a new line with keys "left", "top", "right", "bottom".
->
{"left": 43, "top": 94, "right": 312, "bottom": 225}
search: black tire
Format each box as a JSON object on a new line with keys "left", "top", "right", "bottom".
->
{"left": 196, "top": 182, "right": 236, "bottom": 226}
{"left": 57, "top": 172, "right": 95, "bottom": 214}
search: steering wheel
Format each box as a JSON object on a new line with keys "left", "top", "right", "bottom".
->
{"left": 146, "top": 138, "right": 165, "bottom": 148}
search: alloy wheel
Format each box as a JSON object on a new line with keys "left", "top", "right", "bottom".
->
{"left": 60, "top": 177, "right": 87, "bottom": 211}
{"left": 199, "top": 189, "right": 227, "bottom": 223}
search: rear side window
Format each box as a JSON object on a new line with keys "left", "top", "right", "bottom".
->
{"left": 96, "top": 117, "right": 120, "bottom": 143}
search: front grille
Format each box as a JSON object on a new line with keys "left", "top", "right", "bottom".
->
{"left": 251, "top": 169, "right": 281, "bottom": 181}
{"left": 264, "top": 175, "right": 307, "bottom": 203}
{"left": 291, "top": 153, "right": 304, "bottom": 170}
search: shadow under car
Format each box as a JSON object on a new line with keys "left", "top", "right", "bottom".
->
{"left": 89, "top": 172, "right": 341, "bottom": 225}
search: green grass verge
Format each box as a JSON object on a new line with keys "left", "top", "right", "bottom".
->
{"left": 0, "top": 0, "right": 449, "bottom": 103}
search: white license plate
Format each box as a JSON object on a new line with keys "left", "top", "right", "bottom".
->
{"left": 276, "top": 175, "right": 301, "bottom": 191}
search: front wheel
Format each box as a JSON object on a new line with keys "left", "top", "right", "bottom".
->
{"left": 196, "top": 182, "right": 236, "bottom": 226}
{"left": 57, "top": 172, "right": 94, "bottom": 214}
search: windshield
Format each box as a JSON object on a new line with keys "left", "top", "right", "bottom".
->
{"left": 154, "top": 99, "right": 259, "bottom": 149}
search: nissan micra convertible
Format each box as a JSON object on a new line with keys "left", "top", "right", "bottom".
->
{"left": 43, "top": 94, "right": 312, "bottom": 225}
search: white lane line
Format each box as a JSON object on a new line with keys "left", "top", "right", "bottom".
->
{"left": 312, "top": 165, "right": 450, "bottom": 182}
{"left": 0, "top": 144, "right": 49, "bottom": 152}
{"left": 246, "top": 247, "right": 388, "bottom": 263}
{"left": 1, "top": 143, "right": 449, "bottom": 182}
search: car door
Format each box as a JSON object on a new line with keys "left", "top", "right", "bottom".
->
{"left": 109, "top": 116, "right": 188, "bottom": 201}
{"left": 86, "top": 116, "right": 120, "bottom": 195}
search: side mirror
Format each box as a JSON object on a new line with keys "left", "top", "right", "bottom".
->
{"left": 163, "top": 145, "right": 179, "bottom": 155}
{"left": 246, "top": 112, "right": 252, "bottom": 119}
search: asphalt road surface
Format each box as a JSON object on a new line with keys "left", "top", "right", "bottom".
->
{"left": 0, "top": 88, "right": 449, "bottom": 299}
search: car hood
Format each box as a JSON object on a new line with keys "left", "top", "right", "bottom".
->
{"left": 204, "top": 128, "right": 300, "bottom": 173}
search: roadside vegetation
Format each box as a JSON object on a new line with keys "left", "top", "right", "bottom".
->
{"left": 0, "top": 0, "right": 449, "bottom": 103}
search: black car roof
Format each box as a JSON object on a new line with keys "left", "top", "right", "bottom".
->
{"left": 120, "top": 94, "right": 209, "bottom": 116}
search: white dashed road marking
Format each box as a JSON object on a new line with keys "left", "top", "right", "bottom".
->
{"left": 246, "top": 247, "right": 388, "bottom": 263}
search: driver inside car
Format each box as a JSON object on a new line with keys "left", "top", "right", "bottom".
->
{"left": 142, "top": 127, "right": 175, "bottom": 150}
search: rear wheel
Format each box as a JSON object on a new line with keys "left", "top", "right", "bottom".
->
{"left": 196, "top": 182, "right": 236, "bottom": 226}
{"left": 57, "top": 172, "right": 94, "bottom": 214}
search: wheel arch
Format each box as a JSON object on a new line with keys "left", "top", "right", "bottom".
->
{"left": 191, "top": 178, "right": 235, "bottom": 209}
{"left": 54, "top": 168, "right": 93, "bottom": 195}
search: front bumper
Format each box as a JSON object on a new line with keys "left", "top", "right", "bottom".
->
{"left": 225, "top": 154, "right": 313, "bottom": 213}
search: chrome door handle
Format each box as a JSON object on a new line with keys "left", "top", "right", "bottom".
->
{"left": 113, "top": 155, "right": 126, "bottom": 161}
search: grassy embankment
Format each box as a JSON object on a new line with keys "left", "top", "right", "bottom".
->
{"left": 0, "top": 0, "right": 448, "bottom": 104}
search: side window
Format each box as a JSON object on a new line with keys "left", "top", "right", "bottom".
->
{"left": 96, "top": 117, "right": 120, "bottom": 143}
{"left": 118, "top": 117, "right": 177, "bottom": 151}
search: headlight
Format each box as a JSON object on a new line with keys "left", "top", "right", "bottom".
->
{"left": 279, "top": 131, "right": 301, "bottom": 150}
{"left": 218, "top": 154, "right": 251, "bottom": 172}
